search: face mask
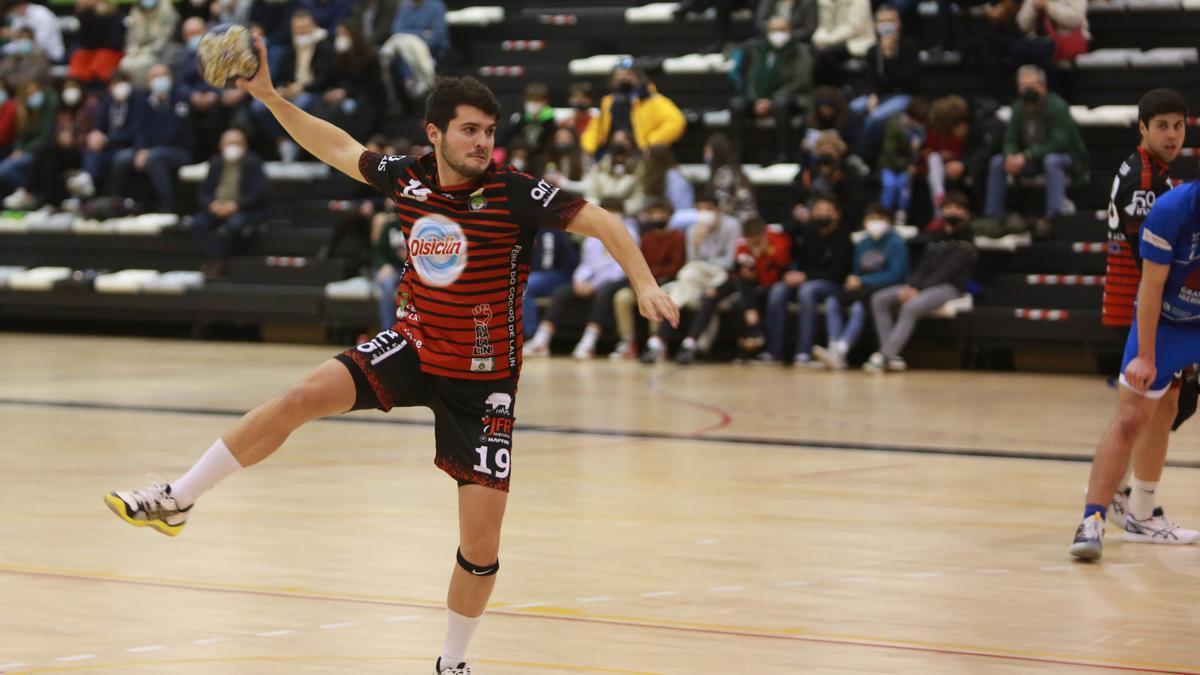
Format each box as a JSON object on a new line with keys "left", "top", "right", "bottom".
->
{"left": 294, "top": 33, "right": 316, "bottom": 48}
{"left": 0, "top": 90, "right": 8, "bottom": 106}
{"left": 641, "top": 218, "right": 668, "bottom": 231}
{"left": 222, "top": 144, "right": 245, "bottom": 163}
{"left": 609, "top": 142, "right": 630, "bottom": 156}
{"left": 524, "top": 101, "right": 544, "bottom": 118}
{"left": 767, "top": 31, "right": 790, "bottom": 49}
{"left": 555, "top": 141, "right": 573, "bottom": 152}
{"left": 12, "top": 39, "right": 32, "bottom": 56}
{"left": 62, "top": 87, "right": 81, "bottom": 106}
{"left": 510, "top": 157, "right": 527, "bottom": 171}
{"left": 150, "top": 76, "right": 172, "bottom": 95}
{"left": 809, "top": 216, "right": 833, "bottom": 230}
{"left": 1021, "top": 88, "right": 1041, "bottom": 104}
{"left": 112, "top": 82, "right": 131, "bottom": 102}
{"left": 943, "top": 213, "right": 965, "bottom": 228}
{"left": 876, "top": 21, "right": 898, "bottom": 36}
{"left": 187, "top": 35, "right": 202, "bottom": 52}
{"left": 140, "top": 0, "right": 158, "bottom": 9}
{"left": 864, "top": 219, "right": 889, "bottom": 240}
{"left": 695, "top": 210, "right": 717, "bottom": 227}
{"left": 616, "top": 81, "right": 634, "bottom": 95}
{"left": 815, "top": 154, "right": 835, "bottom": 167}
{"left": 26, "top": 90, "right": 44, "bottom": 109}
{"left": 334, "top": 35, "right": 352, "bottom": 54}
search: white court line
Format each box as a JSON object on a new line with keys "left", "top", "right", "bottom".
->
{"left": 577, "top": 596, "right": 612, "bottom": 603}
{"left": 975, "top": 568, "right": 1010, "bottom": 574}
{"left": 838, "top": 576, "right": 877, "bottom": 583}
{"left": 56, "top": 655, "right": 96, "bottom": 662}
{"left": 642, "top": 591, "right": 678, "bottom": 598}
{"left": 191, "top": 638, "right": 228, "bottom": 645}
{"left": 125, "top": 646, "right": 164, "bottom": 653}
{"left": 508, "top": 602, "right": 547, "bottom": 609}
{"left": 1040, "top": 565, "right": 1074, "bottom": 572}
{"left": 776, "top": 580, "right": 809, "bottom": 587}
{"left": 255, "top": 630, "right": 294, "bottom": 638}
{"left": 0, "top": 664, "right": 27, "bottom": 670}
{"left": 707, "top": 585, "right": 744, "bottom": 593}
{"left": 320, "top": 622, "right": 357, "bottom": 630}
{"left": 387, "top": 616, "right": 419, "bottom": 622}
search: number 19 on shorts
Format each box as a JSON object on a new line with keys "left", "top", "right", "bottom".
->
{"left": 474, "top": 445, "right": 510, "bottom": 479}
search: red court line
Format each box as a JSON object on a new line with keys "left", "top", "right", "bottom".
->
{"left": 646, "top": 372, "right": 734, "bottom": 435}
{"left": 2, "top": 568, "right": 1194, "bottom": 674}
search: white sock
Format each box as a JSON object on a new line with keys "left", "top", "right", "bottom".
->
{"left": 170, "top": 438, "right": 242, "bottom": 508}
{"left": 531, "top": 324, "right": 551, "bottom": 347}
{"left": 832, "top": 339, "right": 848, "bottom": 357}
{"left": 1129, "top": 478, "right": 1158, "bottom": 521}
{"left": 647, "top": 335, "right": 664, "bottom": 352}
{"left": 440, "top": 608, "right": 481, "bottom": 669}
{"left": 681, "top": 336, "right": 696, "bottom": 351}
{"left": 577, "top": 326, "right": 599, "bottom": 348}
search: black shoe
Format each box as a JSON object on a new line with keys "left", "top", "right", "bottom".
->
{"left": 674, "top": 346, "right": 695, "bottom": 365}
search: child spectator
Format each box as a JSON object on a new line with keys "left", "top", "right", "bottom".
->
{"left": 611, "top": 198, "right": 686, "bottom": 359}
{"left": 704, "top": 132, "right": 757, "bottom": 221}
{"left": 585, "top": 130, "right": 643, "bottom": 214}
{"left": 503, "top": 82, "right": 556, "bottom": 163}
{"left": 543, "top": 126, "right": 590, "bottom": 195}
{"left": 565, "top": 82, "right": 595, "bottom": 137}
{"left": 0, "top": 81, "right": 55, "bottom": 208}
{"left": 523, "top": 225, "right": 579, "bottom": 339}
{"left": 640, "top": 145, "right": 693, "bottom": 212}
{"left": 877, "top": 96, "right": 927, "bottom": 226}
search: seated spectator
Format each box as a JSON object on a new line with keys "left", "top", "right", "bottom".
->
{"left": 922, "top": 95, "right": 971, "bottom": 217}
{"left": 119, "top": 0, "right": 180, "bottom": 87}
{"left": 877, "top": 97, "right": 927, "bottom": 226}
{"left": 763, "top": 191, "right": 852, "bottom": 366}
{"left": 924, "top": 0, "right": 966, "bottom": 67}
{"left": 0, "top": 81, "right": 54, "bottom": 206}
{"left": 68, "top": 0, "right": 125, "bottom": 85}
{"left": 4, "top": 0, "right": 63, "bottom": 63}
{"left": 642, "top": 191, "right": 740, "bottom": 363}
{"left": 565, "top": 82, "right": 595, "bottom": 138}
{"left": 802, "top": 86, "right": 849, "bottom": 157}
{"left": 756, "top": 0, "right": 818, "bottom": 43}
{"left": 380, "top": 0, "right": 448, "bottom": 109}
{"left": 704, "top": 132, "right": 757, "bottom": 222}
{"left": 111, "top": 64, "right": 194, "bottom": 212}
{"left": 730, "top": 16, "right": 814, "bottom": 165}
{"left": 350, "top": 0, "right": 399, "bottom": 47}
{"left": 585, "top": 131, "right": 644, "bottom": 214}
{"left": 318, "top": 20, "right": 383, "bottom": 140}
{"left": 867, "top": 194, "right": 977, "bottom": 372}
{"left": 543, "top": 126, "right": 590, "bottom": 195}
{"left": 523, "top": 198, "right": 638, "bottom": 359}
{"left": 503, "top": 82, "right": 556, "bottom": 165}
{"left": 1013, "top": 0, "right": 1088, "bottom": 91}
{"left": 983, "top": 65, "right": 1087, "bottom": 238}
{"left": 581, "top": 59, "right": 686, "bottom": 157}
{"left": 849, "top": 4, "right": 919, "bottom": 162}
{"left": 209, "top": 0, "right": 254, "bottom": 26}
{"left": 812, "top": 204, "right": 909, "bottom": 369}
{"left": 0, "top": 26, "right": 47, "bottom": 92}
{"left": 523, "top": 225, "right": 579, "bottom": 339}
{"left": 370, "top": 208, "right": 406, "bottom": 330}
{"left": 961, "top": 0, "right": 1020, "bottom": 77}
{"left": 392, "top": 0, "right": 449, "bottom": 60}
{"left": 304, "top": 0, "right": 353, "bottom": 31}
{"left": 25, "top": 79, "right": 95, "bottom": 209}
{"left": 249, "top": 0, "right": 300, "bottom": 77}
{"left": 641, "top": 145, "right": 693, "bottom": 212}
{"left": 811, "top": 0, "right": 875, "bottom": 86}
{"left": 191, "top": 129, "right": 267, "bottom": 276}
{"left": 75, "top": 74, "right": 136, "bottom": 199}
{"left": 0, "top": 84, "right": 17, "bottom": 153}
{"left": 793, "top": 130, "right": 864, "bottom": 229}
{"left": 252, "top": 9, "right": 334, "bottom": 162}
{"left": 175, "top": 16, "right": 227, "bottom": 160}
{"left": 611, "top": 198, "right": 687, "bottom": 359}
{"left": 675, "top": 0, "right": 754, "bottom": 53}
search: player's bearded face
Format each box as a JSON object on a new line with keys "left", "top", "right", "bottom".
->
{"left": 438, "top": 107, "right": 496, "bottom": 179}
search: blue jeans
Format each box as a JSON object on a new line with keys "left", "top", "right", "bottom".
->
{"left": 523, "top": 270, "right": 571, "bottom": 337}
{"left": 0, "top": 152, "right": 34, "bottom": 193}
{"left": 984, "top": 152, "right": 1073, "bottom": 218}
{"left": 112, "top": 146, "right": 191, "bottom": 211}
{"left": 880, "top": 168, "right": 911, "bottom": 212}
{"left": 850, "top": 94, "right": 911, "bottom": 158}
{"left": 252, "top": 92, "right": 318, "bottom": 142}
{"left": 81, "top": 148, "right": 113, "bottom": 183}
{"left": 191, "top": 209, "right": 262, "bottom": 259}
{"left": 375, "top": 266, "right": 401, "bottom": 330}
{"left": 826, "top": 296, "right": 867, "bottom": 349}
{"left": 766, "top": 278, "right": 842, "bottom": 359}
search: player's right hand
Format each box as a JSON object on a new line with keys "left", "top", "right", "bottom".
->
{"left": 1124, "top": 356, "right": 1157, "bottom": 393}
{"left": 236, "top": 37, "right": 275, "bottom": 102}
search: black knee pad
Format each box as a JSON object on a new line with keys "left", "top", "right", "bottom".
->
{"left": 457, "top": 547, "right": 499, "bottom": 576}
{"left": 1172, "top": 369, "right": 1199, "bottom": 431}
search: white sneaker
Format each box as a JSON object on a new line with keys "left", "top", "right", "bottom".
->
{"left": 67, "top": 172, "right": 95, "bottom": 198}
{"left": 608, "top": 338, "right": 636, "bottom": 360}
{"left": 104, "top": 481, "right": 191, "bottom": 537}
{"left": 571, "top": 338, "right": 596, "bottom": 360}
{"left": 522, "top": 339, "right": 549, "bottom": 357}
{"left": 1110, "top": 487, "right": 1130, "bottom": 528}
{"left": 812, "top": 345, "right": 846, "bottom": 370}
{"left": 1124, "top": 507, "right": 1200, "bottom": 544}
{"left": 1070, "top": 512, "right": 1105, "bottom": 560}
{"left": 863, "top": 351, "right": 887, "bottom": 374}
{"left": 4, "top": 187, "right": 36, "bottom": 210}
{"left": 887, "top": 355, "right": 907, "bottom": 372}
{"left": 434, "top": 658, "right": 470, "bottom": 674}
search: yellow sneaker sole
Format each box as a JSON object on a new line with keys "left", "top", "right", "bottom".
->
{"left": 103, "top": 493, "right": 185, "bottom": 537}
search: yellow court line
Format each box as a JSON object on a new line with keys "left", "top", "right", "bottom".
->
{"left": 11, "top": 655, "right": 660, "bottom": 674}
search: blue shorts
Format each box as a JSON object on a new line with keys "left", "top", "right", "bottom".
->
{"left": 1120, "top": 317, "right": 1200, "bottom": 398}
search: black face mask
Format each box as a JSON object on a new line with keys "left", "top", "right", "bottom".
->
{"left": 616, "top": 81, "right": 634, "bottom": 95}
{"left": 809, "top": 216, "right": 833, "bottom": 230}
{"left": 815, "top": 154, "right": 836, "bottom": 167}
{"left": 943, "top": 214, "right": 965, "bottom": 227}
{"left": 1021, "top": 88, "right": 1041, "bottom": 104}
{"left": 555, "top": 142, "right": 574, "bottom": 152}
{"left": 640, "top": 219, "right": 668, "bottom": 231}
{"left": 609, "top": 143, "right": 631, "bottom": 156}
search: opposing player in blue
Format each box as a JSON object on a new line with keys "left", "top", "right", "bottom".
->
{"left": 1072, "top": 179, "right": 1200, "bottom": 559}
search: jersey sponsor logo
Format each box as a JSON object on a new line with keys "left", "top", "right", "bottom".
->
{"left": 401, "top": 178, "right": 432, "bottom": 202}
{"left": 407, "top": 215, "right": 468, "bottom": 286}
{"left": 471, "top": 303, "right": 494, "bottom": 358}
{"left": 1124, "top": 190, "right": 1156, "bottom": 217}
{"left": 377, "top": 154, "right": 406, "bottom": 172}
{"left": 480, "top": 392, "right": 514, "bottom": 438}
{"left": 1143, "top": 227, "right": 1172, "bottom": 252}
{"left": 530, "top": 179, "right": 560, "bottom": 207}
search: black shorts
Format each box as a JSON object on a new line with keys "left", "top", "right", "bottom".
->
{"left": 335, "top": 329, "right": 516, "bottom": 492}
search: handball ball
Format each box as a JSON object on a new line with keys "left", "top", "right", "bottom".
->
{"left": 197, "top": 23, "right": 260, "bottom": 89}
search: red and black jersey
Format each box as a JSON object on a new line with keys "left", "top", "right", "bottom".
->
{"left": 1103, "top": 147, "right": 1175, "bottom": 327}
{"left": 358, "top": 151, "right": 586, "bottom": 380}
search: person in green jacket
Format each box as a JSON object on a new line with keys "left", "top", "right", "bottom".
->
{"left": 729, "top": 16, "right": 815, "bottom": 164}
{"left": 983, "top": 64, "right": 1089, "bottom": 237}
{"left": 0, "top": 80, "right": 55, "bottom": 202}
{"left": 502, "top": 81, "right": 556, "bottom": 167}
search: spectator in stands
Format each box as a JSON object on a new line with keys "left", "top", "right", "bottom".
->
{"left": 25, "top": 78, "right": 95, "bottom": 210}
{"left": 503, "top": 82, "right": 557, "bottom": 165}
{"left": 675, "top": 0, "right": 754, "bottom": 53}
{"left": 350, "top": 0, "right": 399, "bottom": 47}
{"left": 756, "top": 0, "right": 818, "bottom": 43}
{"left": 849, "top": 4, "right": 919, "bottom": 162}
{"left": 983, "top": 64, "right": 1088, "bottom": 238}
{"left": 792, "top": 129, "right": 864, "bottom": 230}
{"left": 763, "top": 191, "right": 852, "bottom": 366}
{"left": 0, "top": 85, "right": 16, "bottom": 153}
{"left": 111, "top": 63, "right": 194, "bottom": 213}
{"left": 641, "top": 145, "right": 693, "bottom": 212}
{"left": 581, "top": 59, "right": 686, "bottom": 157}
{"left": 0, "top": 26, "right": 49, "bottom": 91}
{"left": 75, "top": 73, "right": 135, "bottom": 199}
{"left": 380, "top": 0, "right": 447, "bottom": 111}
{"left": 250, "top": 0, "right": 299, "bottom": 78}
{"left": 119, "top": 0, "right": 180, "bottom": 87}
{"left": 565, "top": 82, "right": 595, "bottom": 137}
{"left": 544, "top": 126, "right": 590, "bottom": 195}
{"left": 252, "top": 9, "right": 335, "bottom": 162}
{"left": 304, "top": 0, "right": 353, "bottom": 31}
{"left": 811, "top": 0, "right": 875, "bottom": 86}
{"left": 923, "top": 0, "right": 965, "bottom": 66}
{"left": 611, "top": 198, "right": 687, "bottom": 360}
{"left": 961, "top": 0, "right": 1019, "bottom": 77}
{"left": 371, "top": 208, "right": 405, "bottom": 330}
{"left": 175, "top": 17, "right": 226, "bottom": 159}
{"left": 319, "top": 20, "right": 383, "bottom": 140}
{"left": 209, "top": 0, "right": 254, "bottom": 26}
{"left": 1013, "top": 0, "right": 1088, "bottom": 91}
{"left": 802, "top": 86, "right": 849, "bottom": 157}
{"left": 524, "top": 198, "right": 638, "bottom": 359}
{"left": 730, "top": 16, "right": 815, "bottom": 165}
{"left": 69, "top": 0, "right": 125, "bottom": 85}
{"left": 812, "top": 203, "right": 909, "bottom": 369}
{"left": 867, "top": 193, "right": 977, "bottom": 373}
{"left": 877, "top": 96, "right": 927, "bottom": 227}
{"left": 922, "top": 94, "right": 971, "bottom": 218}
{"left": 703, "top": 132, "right": 757, "bottom": 221}
{"left": 523, "top": 225, "right": 578, "bottom": 339}
{"left": 192, "top": 128, "right": 267, "bottom": 277}
{"left": 4, "top": 0, "right": 64, "bottom": 63}
{"left": 392, "top": 0, "right": 449, "bottom": 59}
{"left": 642, "top": 190, "right": 740, "bottom": 363}
{"left": 585, "top": 130, "right": 643, "bottom": 214}
{"left": 505, "top": 138, "right": 532, "bottom": 174}
{"left": 0, "top": 81, "right": 55, "bottom": 207}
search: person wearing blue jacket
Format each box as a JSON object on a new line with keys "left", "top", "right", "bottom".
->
{"left": 522, "top": 225, "right": 579, "bottom": 338}
{"left": 392, "top": 0, "right": 449, "bottom": 59}
{"left": 111, "top": 64, "right": 195, "bottom": 212}
{"left": 813, "top": 203, "right": 909, "bottom": 370}
{"left": 191, "top": 129, "right": 268, "bottom": 276}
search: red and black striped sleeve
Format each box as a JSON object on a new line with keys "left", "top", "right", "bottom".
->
{"left": 501, "top": 169, "right": 587, "bottom": 233}
{"left": 358, "top": 151, "right": 416, "bottom": 198}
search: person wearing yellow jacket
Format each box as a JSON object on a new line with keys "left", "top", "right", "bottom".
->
{"left": 581, "top": 59, "right": 687, "bottom": 156}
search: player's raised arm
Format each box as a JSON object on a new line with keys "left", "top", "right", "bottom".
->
{"left": 236, "top": 37, "right": 368, "bottom": 184}
{"left": 566, "top": 202, "right": 680, "bottom": 328}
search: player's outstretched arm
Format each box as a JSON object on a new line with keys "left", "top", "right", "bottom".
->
{"left": 567, "top": 202, "right": 680, "bottom": 328}
{"left": 1126, "top": 260, "right": 1169, "bottom": 391}
{"left": 236, "top": 37, "right": 367, "bottom": 184}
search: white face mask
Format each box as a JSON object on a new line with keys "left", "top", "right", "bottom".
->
{"left": 510, "top": 157, "right": 527, "bottom": 171}
{"left": 695, "top": 210, "right": 717, "bottom": 227}
{"left": 112, "top": 82, "right": 132, "bottom": 102}
{"left": 294, "top": 32, "right": 317, "bottom": 48}
{"left": 334, "top": 35, "right": 352, "bottom": 54}
{"left": 767, "top": 31, "right": 790, "bottom": 49}
{"left": 223, "top": 144, "right": 245, "bottom": 163}
{"left": 864, "top": 219, "right": 890, "bottom": 240}
{"left": 62, "top": 87, "right": 81, "bottom": 106}
{"left": 524, "top": 101, "right": 544, "bottom": 117}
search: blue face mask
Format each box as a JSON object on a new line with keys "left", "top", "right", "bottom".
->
{"left": 140, "top": 0, "right": 159, "bottom": 9}
{"left": 0, "top": 90, "right": 8, "bottom": 106}
{"left": 187, "top": 35, "right": 202, "bottom": 52}
{"left": 12, "top": 39, "right": 33, "bottom": 56}
{"left": 150, "top": 76, "right": 172, "bottom": 95}
{"left": 26, "top": 90, "right": 44, "bottom": 109}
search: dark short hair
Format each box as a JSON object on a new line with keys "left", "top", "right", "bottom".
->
{"left": 905, "top": 96, "right": 930, "bottom": 123}
{"left": 942, "top": 190, "right": 970, "bottom": 211}
{"left": 694, "top": 187, "right": 718, "bottom": 207}
{"left": 291, "top": 8, "right": 314, "bottom": 22}
{"left": 524, "top": 82, "right": 549, "bottom": 102}
{"left": 425, "top": 77, "right": 502, "bottom": 133}
{"left": 808, "top": 191, "right": 840, "bottom": 212}
{"left": 863, "top": 202, "right": 890, "bottom": 220}
{"left": 1138, "top": 88, "right": 1188, "bottom": 127}
{"left": 742, "top": 215, "right": 767, "bottom": 238}
{"left": 568, "top": 81, "right": 594, "bottom": 99}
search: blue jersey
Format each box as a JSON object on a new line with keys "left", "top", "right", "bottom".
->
{"left": 1139, "top": 180, "right": 1200, "bottom": 323}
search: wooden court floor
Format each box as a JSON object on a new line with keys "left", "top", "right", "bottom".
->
{"left": 1, "top": 333, "right": 1198, "bottom": 674}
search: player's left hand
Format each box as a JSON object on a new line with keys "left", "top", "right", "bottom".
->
{"left": 639, "top": 286, "right": 680, "bottom": 328}
{"left": 1125, "top": 356, "right": 1157, "bottom": 393}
